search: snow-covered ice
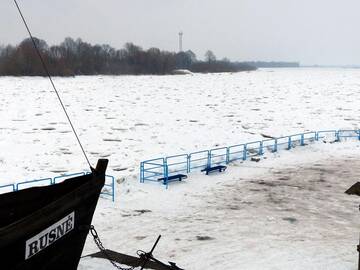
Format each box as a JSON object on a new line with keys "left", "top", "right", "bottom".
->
{"left": 0, "top": 68, "right": 359, "bottom": 269}
{"left": 81, "top": 142, "right": 360, "bottom": 270}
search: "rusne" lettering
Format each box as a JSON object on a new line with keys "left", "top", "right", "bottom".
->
{"left": 25, "top": 212, "right": 75, "bottom": 259}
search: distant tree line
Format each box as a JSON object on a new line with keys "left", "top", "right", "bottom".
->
{"left": 243, "top": 61, "right": 300, "bottom": 68}
{"left": 190, "top": 50, "right": 256, "bottom": 73}
{"left": 0, "top": 37, "right": 257, "bottom": 76}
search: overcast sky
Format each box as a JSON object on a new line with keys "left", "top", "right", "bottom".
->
{"left": 1, "top": 0, "right": 360, "bottom": 65}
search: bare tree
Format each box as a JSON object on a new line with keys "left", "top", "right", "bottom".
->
{"left": 205, "top": 50, "right": 216, "bottom": 63}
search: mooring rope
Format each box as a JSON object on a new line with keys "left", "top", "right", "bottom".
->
{"left": 13, "top": 0, "right": 92, "bottom": 169}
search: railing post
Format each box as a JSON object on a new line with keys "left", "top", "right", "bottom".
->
{"left": 243, "top": 144, "right": 247, "bottom": 160}
{"left": 358, "top": 129, "right": 360, "bottom": 141}
{"left": 142, "top": 162, "right": 145, "bottom": 183}
{"left": 140, "top": 162, "right": 144, "bottom": 183}
{"left": 0, "top": 184, "right": 16, "bottom": 194}
{"left": 112, "top": 176, "right": 115, "bottom": 202}
{"left": 166, "top": 162, "right": 170, "bottom": 189}
{"left": 163, "top": 159, "right": 168, "bottom": 186}
{"left": 188, "top": 154, "right": 192, "bottom": 173}
{"left": 273, "top": 139, "right": 278, "bottom": 152}
{"left": 226, "top": 147, "right": 230, "bottom": 164}
{"left": 187, "top": 154, "right": 190, "bottom": 173}
{"left": 287, "top": 136, "right": 292, "bottom": 150}
{"left": 259, "top": 141, "right": 263, "bottom": 155}
{"left": 315, "top": 132, "right": 319, "bottom": 141}
{"left": 336, "top": 130, "right": 340, "bottom": 142}
{"left": 300, "top": 134, "right": 305, "bottom": 146}
{"left": 207, "top": 151, "right": 211, "bottom": 168}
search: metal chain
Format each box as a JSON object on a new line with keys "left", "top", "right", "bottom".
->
{"left": 90, "top": 225, "right": 138, "bottom": 270}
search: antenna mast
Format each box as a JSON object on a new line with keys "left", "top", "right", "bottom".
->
{"left": 178, "top": 31, "right": 183, "bottom": 52}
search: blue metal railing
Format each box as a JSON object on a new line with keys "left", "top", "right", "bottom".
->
{"left": 16, "top": 178, "right": 53, "bottom": 190}
{"left": 315, "top": 130, "right": 338, "bottom": 141}
{"left": 140, "top": 158, "right": 165, "bottom": 183}
{"left": 0, "top": 183, "right": 15, "bottom": 194}
{"left": 262, "top": 138, "right": 277, "bottom": 153}
{"left": 302, "top": 131, "right": 317, "bottom": 144}
{"left": 166, "top": 154, "right": 189, "bottom": 175}
{"left": 276, "top": 136, "right": 292, "bottom": 150}
{"left": 189, "top": 150, "right": 209, "bottom": 172}
{"left": 140, "top": 129, "right": 360, "bottom": 187}
{"left": 228, "top": 144, "right": 246, "bottom": 162}
{"left": 209, "top": 147, "right": 228, "bottom": 166}
{"left": 53, "top": 172, "right": 86, "bottom": 184}
{"left": 245, "top": 141, "right": 263, "bottom": 158}
{"left": 338, "top": 129, "right": 360, "bottom": 139}
{"left": 0, "top": 172, "right": 116, "bottom": 202}
{"left": 102, "top": 175, "right": 115, "bottom": 202}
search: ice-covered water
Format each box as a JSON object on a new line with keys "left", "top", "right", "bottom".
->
{"left": 0, "top": 68, "right": 359, "bottom": 182}
{"left": 0, "top": 68, "right": 359, "bottom": 269}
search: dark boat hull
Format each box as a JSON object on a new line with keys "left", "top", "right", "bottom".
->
{"left": 0, "top": 159, "right": 108, "bottom": 270}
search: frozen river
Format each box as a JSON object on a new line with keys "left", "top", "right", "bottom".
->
{"left": 0, "top": 68, "right": 359, "bottom": 182}
{"left": 0, "top": 68, "right": 359, "bottom": 269}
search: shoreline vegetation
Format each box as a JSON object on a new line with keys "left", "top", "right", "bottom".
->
{"left": 0, "top": 37, "right": 299, "bottom": 76}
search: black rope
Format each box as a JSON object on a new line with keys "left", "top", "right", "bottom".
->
{"left": 13, "top": 0, "right": 92, "bottom": 169}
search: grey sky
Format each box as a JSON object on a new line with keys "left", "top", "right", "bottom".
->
{"left": 1, "top": 0, "right": 360, "bottom": 65}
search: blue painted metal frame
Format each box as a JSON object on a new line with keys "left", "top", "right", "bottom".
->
{"left": 0, "top": 183, "right": 15, "bottom": 194}
{"left": 101, "top": 175, "right": 115, "bottom": 202}
{"left": 166, "top": 154, "right": 189, "bottom": 175}
{"left": 245, "top": 141, "right": 263, "bottom": 157}
{"left": 53, "top": 172, "right": 86, "bottom": 184}
{"left": 16, "top": 178, "right": 52, "bottom": 190}
{"left": 276, "top": 136, "right": 292, "bottom": 150}
{"left": 287, "top": 133, "right": 304, "bottom": 149}
{"left": 337, "top": 129, "right": 360, "bottom": 140}
{"left": 2, "top": 172, "right": 115, "bottom": 202}
{"left": 262, "top": 138, "right": 277, "bottom": 153}
{"left": 140, "top": 129, "right": 360, "bottom": 187}
{"left": 140, "top": 158, "right": 165, "bottom": 183}
{"left": 228, "top": 144, "right": 246, "bottom": 162}
{"left": 84, "top": 171, "right": 116, "bottom": 201}
{"left": 209, "top": 147, "right": 228, "bottom": 167}
{"left": 315, "top": 130, "right": 338, "bottom": 141}
{"left": 189, "top": 150, "right": 210, "bottom": 172}
{"left": 302, "top": 131, "right": 317, "bottom": 143}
